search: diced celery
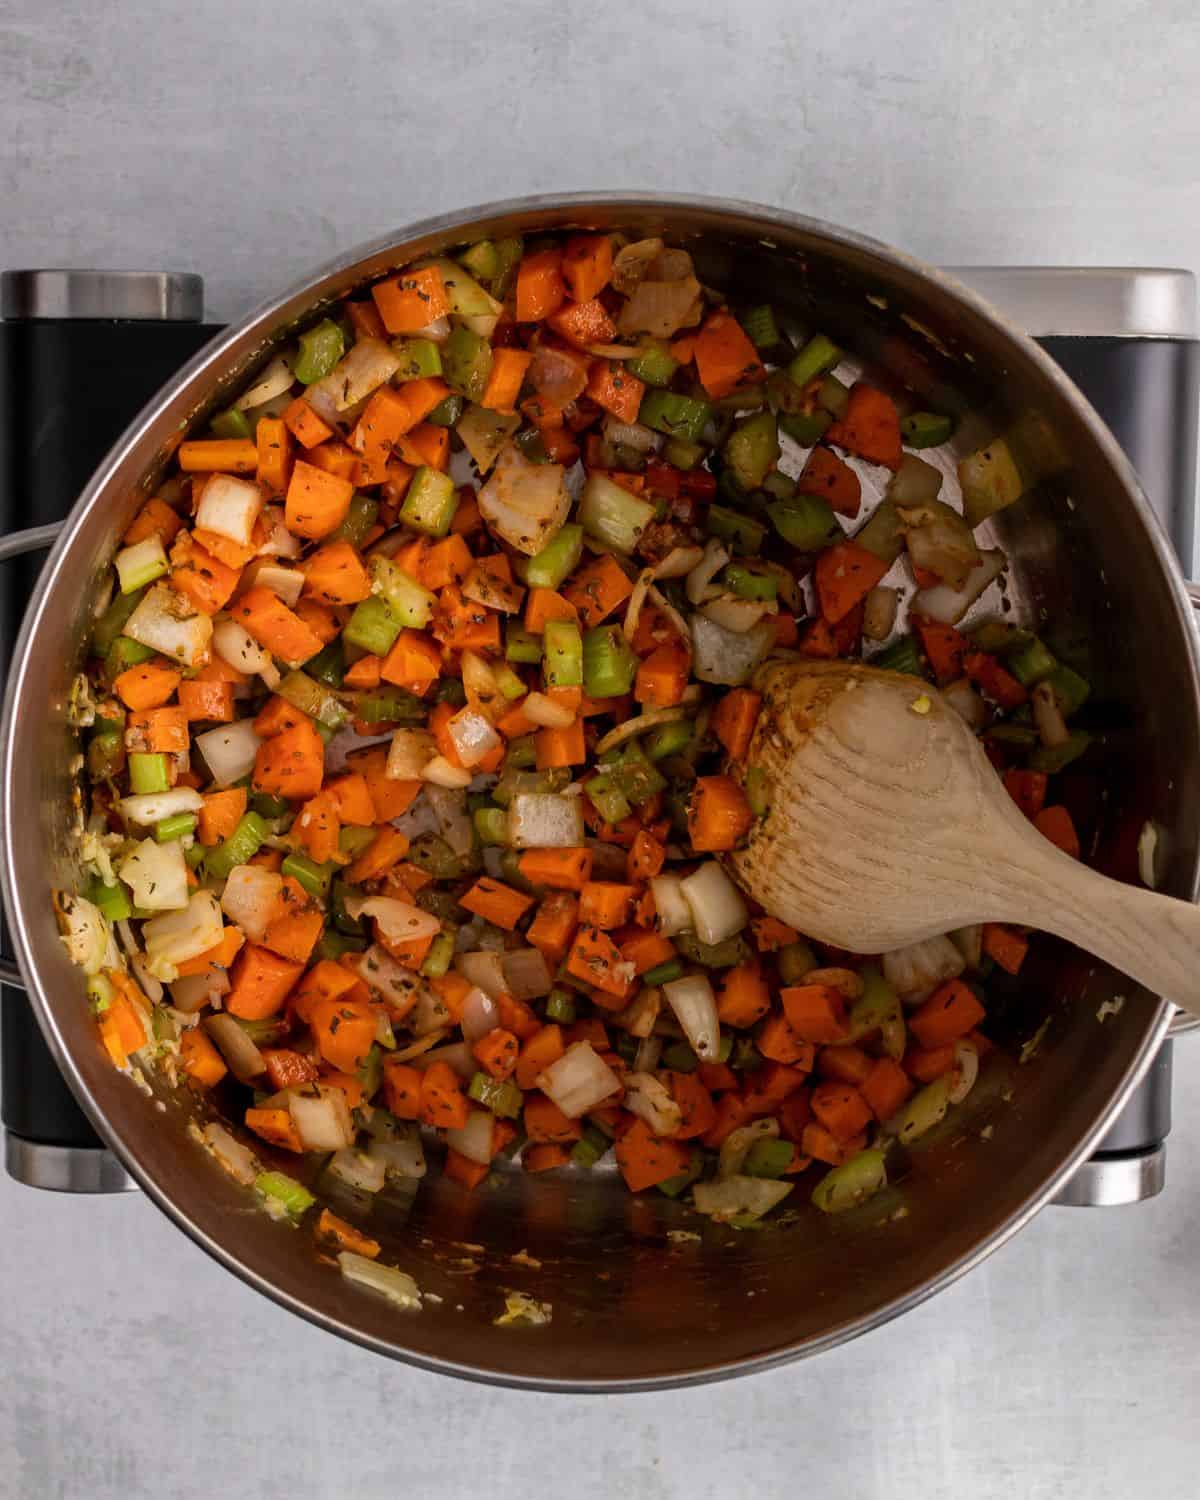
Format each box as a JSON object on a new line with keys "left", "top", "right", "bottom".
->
{"left": 282, "top": 852, "right": 336, "bottom": 899}
{"left": 644, "top": 720, "right": 693, "bottom": 761}
{"left": 184, "top": 843, "right": 207, "bottom": 870}
{"left": 656, "top": 1149, "right": 703, "bottom": 1199}
{"left": 506, "top": 622, "right": 543, "bottom": 664}
{"left": 155, "top": 812, "right": 196, "bottom": 843}
{"left": 338, "top": 826, "right": 376, "bottom": 859}
{"left": 93, "top": 588, "right": 145, "bottom": 658}
{"left": 579, "top": 476, "right": 656, "bottom": 555}
{"left": 315, "top": 931, "right": 367, "bottom": 961}
{"left": 489, "top": 237, "right": 524, "bottom": 298}
{"left": 869, "top": 635, "right": 925, "bottom": 676}
{"left": 584, "top": 771, "right": 632, "bottom": 825}
{"left": 787, "top": 334, "right": 841, "bottom": 390}
{"left": 420, "top": 930, "right": 456, "bottom": 978}
{"left": 354, "top": 686, "right": 425, "bottom": 724}
{"left": 358, "top": 1043, "right": 384, "bottom": 1100}
{"left": 570, "top": 1123, "right": 610, "bottom": 1168}
{"left": 467, "top": 1071, "right": 523, "bottom": 1118}
{"left": 625, "top": 342, "right": 678, "bottom": 388}
{"left": 779, "top": 409, "right": 833, "bottom": 446}
{"left": 762, "top": 470, "right": 798, "bottom": 502}
{"left": 442, "top": 325, "right": 494, "bottom": 402}
{"left": 426, "top": 394, "right": 465, "bottom": 427}
{"left": 128, "top": 752, "right": 170, "bottom": 795}
{"left": 105, "top": 636, "right": 157, "bottom": 679}
{"left": 458, "top": 239, "right": 500, "bottom": 281}
{"left": 251, "top": 792, "right": 290, "bottom": 819}
{"left": 116, "top": 537, "right": 169, "bottom": 595}
{"left": 343, "top": 595, "right": 403, "bottom": 657}
{"left": 526, "top": 524, "right": 584, "bottom": 590}
{"left": 722, "top": 563, "right": 777, "bottom": 601}
{"left": 370, "top": 556, "right": 435, "bottom": 629}
{"left": 87, "top": 877, "right": 132, "bottom": 923}
{"left": 673, "top": 931, "right": 752, "bottom": 968}
{"left": 959, "top": 438, "right": 1024, "bottom": 529}
{"left": 544, "top": 988, "right": 576, "bottom": 1023}
{"left": 400, "top": 467, "right": 458, "bottom": 537}
{"left": 601, "top": 740, "right": 665, "bottom": 806}
{"left": 473, "top": 806, "right": 509, "bottom": 846}
{"left": 767, "top": 495, "right": 840, "bottom": 551}
{"left": 853, "top": 499, "right": 906, "bottom": 565}
{"left": 662, "top": 437, "right": 706, "bottom": 470}
{"left": 1028, "top": 730, "right": 1090, "bottom": 773}
{"left": 293, "top": 320, "right": 344, "bottom": 385}
{"left": 1047, "top": 663, "right": 1090, "bottom": 718}
{"left": 582, "top": 626, "right": 638, "bottom": 698}
{"left": 645, "top": 958, "right": 684, "bottom": 986}
{"left": 743, "top": 1138, "right": 795, "bottom": 1178}
{"left": 811, "top": 1148, "right": 888, "bottom": 1212}
{"left": 504, "top": 736, "right": 537, "bottom": 770}
{"left": 723, "top": 411, "right": 780, "bottom": 492}
{"left": 901, "top": 411, "right": 955, "bottom": 449}
{"left": 543, "top": 619, "right": 583, "bottom": 688}
{"left": 391, "top": 337, "right": 443, "bottom": 381}
{"left": 211, "top": 406, "right": 251, "bottom": 441}
{"left": 1007, "top": 638, "right": 1058, "bottom": 687}
{"left": 707, "top": 504, "right": 766, "bottom": 556}
{"left": 777, "top": 940, "right": 818, "bottom": 984}
{"left": 206, "top": 812, "right": 269, "bottom": 879}
{"left": 639, "top": 389, "right": 712, "bottom": 443}
{"left": 305, "top": 641, "right": 344, "bottom": 688}
{"left": 739, "top": 304, "right": 780, "bottom": 350}
{"left": 331, "top": 493, "right": 379, "bottom": 549}
{"left": 277, "top": 670, "right": 348, "bottom": 730}
{"left": 254, "top": 1170, "right": 316, "bottom": 1220}
{"left": 817, "top": 373, "right": 850, "bottom": 418}
{"left": 492, "top": 661, "right": 527, "bottom": 700}
{"left": 662, "top": 1039, "right": 698, "bottom": 1071}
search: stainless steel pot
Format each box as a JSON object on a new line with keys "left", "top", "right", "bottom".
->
{"left": 2, "top": 194, "right": 1197, "bottom": 1391}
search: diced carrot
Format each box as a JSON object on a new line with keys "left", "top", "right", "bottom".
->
{"left": 479, "top": 347, "right": 533, "bottom": 415}
{"left": 634, "top": 643, "right": 689, "bottom": 709}
{"left": 665, "top": 1070, "right": 716, "bottom": 1140}
{"left": 293, "top": 791, "right": 342, "bottom": 865}
{"left": 909, "top": 979, "right": 986, "bottom": 1050}
{"left": 626, "top": 829, "right": 665, "bottom": 883}
{"left": 459, "top": 877, "right": 535, "bottom": 931}
{"left": 472, "top": 1027, "right": 519, "bottom": 1081}
{"left": 226, "top": 944, "right": 305, "bottom": 1020}
{"left": 815, "top": 542, "right": 890, "bottom": 625}
{"left": 419, "top": 1060, "right": 470, "bottom": 1130}
{"left": 523, "top": 1143, "right": 572, "bottom": 1173}
{"left": 283, "top": 397, "right": 334, "bottom": 449}
{"left": 982, "top": 922, "right": 1030, "bottom": 975}
{"left": 817, "top": 1045, "right": 874, "bottom": 1085}
{"left": 244, "top": 1106, "right": 303, "bottom": 1153}
{"left": 615, "top": 1117, "right": 691, "bottom": 1192}
{"left": 547, "top": 297, "right": 617, "bottom": 348}
{"left": 324, "top": 771, "right": 376, "bottom": 827}
{"left": 346, "top": 299, "right": 387, "bottom": 341}
{"left": 567, "top": 925, "right": 634, "bottom": 999}
{"left": 113, "top": 661, "right": 181, "bottom": 711}
{"left": 524, "top": 587, "right": 578, "bottom": 632}
{"left": 197, "top": 788, "right": 247, "bottom": 847}
{"left": 261, "top": 1047, "right": 320, "bottom": 1091}
{"left": 382, "top": 1059, "right": 423, "bottom": 1119}
{"left": 825, "top": 384, "right": 903, "bottom": 470}
{"left": 526, "top": 891, "right": 581, "bottom": 963}
{"left": 578, "top": 882, "right": 637, "bottom": 931}
{"left": 345, "top": 745, "right": 421, "bottom": 821}
{"left": 284, "top": 460, "right": 354, "bottom": 541}
{"left": 233, "top": 585, "right": 324, "bottom": 665}
{"left": 697, "top": 1061, "right": 738, "bottom": 1093}
{"left": 372, "top": 266, "right": 450, "bottom": 334}
{"left": 178, "top": 438, "right": 258, "bottom": 474}
{"left": 797, "top": 446, "right": 862, "bottom": 517}
{"left": 800, "top": 1122, "right": 866, "bottom": 1166}
{"left": 443, "top": 1149, "right": 490, "bottom": 1190}
{"left": 586, "top": 360, "right": 646, "bottom": 424}
{"left": 717, "top": 963, "right": 772, "bottom": 1028}
{"left": 524, "top": 1091, "right": 582, "bottom": 1144}
{"left": 905, "top": 1043, "right": 957, "bottom": 1083}
{"left": 175, "top": 924, "right": 245, "bottom": 978}
{"left": 177, "top": 679, "right": 234, "bottom": 722}
{"left": 860, "top": 1057, "right": 913, "bottom": 1122}
{"left": 965, "top": 651, "right": 1028, "bottom": 709}
{"left": 127, "top": 705, "right": 189, "bottom": 753}
{"left": 618, "top": 927, "right": 676, "bottom": 977}
{"left": 305, "top": 441, "right": 359, "bottom": 482}
{"left": 1003, "top": 769, "right": 1048, "bottom": 820}
{"left": 169, "top": 535, "right": 241, "bottom": 616}
{"left": 694, "top": 310, "right": 767, "bottom": 400}
{"left": 380, "top": 627, "right": 442, "bottom": 693}
{"left": 123, "top": 496, "right": 183, "bottom": 547}
{"left": 534, "top": 719, "right": 586, "bottom": 770}
{"left": 514, "top": 1025, "right": 565, "bottom": 1091}
{"left": 561, "top": 235, "right": 614, "bottom": 303}
{"left": 178, "top": 1028, "right": 227, "bottom": 1089}
{"left": 345, "top": 827, "right": 410, "bottom": 884}
{"left": 688, "top": 775, "right": 753, "bottom": 853}
{"left": 253, "top": 694, "right": 306, "bottom": 737}
{"left": 304, "top": 540, "right": 372, "bottom": 605}
{"left": 751, "top": 915, "right": 799, "bottom": 952}
{"left": 1034, "top": 805, "right": 1080, "bottom": 859}
{"left": 701, "top": 1092, "right": 753, "bottom": 1147}
{"left": 396, "top": 422, "right": 451, "bottom": 472}
{"left": 343, "top": 654, "right": 381, "bottom": 689}
{"left": 309, "top": 993, "right": 377, "bottom": 1072}
{"left": 515, "top": 250, "right": 567, "bottom": 322}
{"left": 810, "top": 1081, "right": 873, "bottom": 1142}
{"left": 252, "top": 718, "right": 325, "bottom": 801}
{"left": 432, "top": 583, "right": 502, "bottom": 653}
{"left": 519, "top": 847, "right": 592, "bottom": 892}
{"left": 781, "top": 984, "right": 850, "bottom": 1043}
{"left": 757, "top": 1014, "right": 816, "bottom": 1066}
{"left": 914, "top": 618, "right": 968, "bottom": 685}
{"left": 316, "top": 1209, "right": 381, "bottom": 1259}
{"left": 96, "top": 975, "right": 147, "bottom": 1067}
{"left": 563, "top": 554, "right": 633, "bottom": 628}
{"left": 711, "top": 688, "right": 761, "bottom": 762}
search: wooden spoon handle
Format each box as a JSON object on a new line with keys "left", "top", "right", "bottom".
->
{"left": 1002, "top": 836, "right": 1200, "bottom": 1017}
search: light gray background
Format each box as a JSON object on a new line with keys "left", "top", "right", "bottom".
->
{"left": 2, "top": 2, "right": 1198, "bottom": 1496}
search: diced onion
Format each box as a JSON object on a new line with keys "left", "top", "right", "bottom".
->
{"left": 521, "top": 691, "right": 576, "bottom": 729}
{"left": 718, "top": 1118, "right": 779, "bottom": 1179}
{"left": 690, "top": 615, "right": 774, "bottom": 686}
{"left": 616, "top": 986, "right": 662, "bottom": 1038}
{"left": 325, "top": 338, "right": 401, "bottom": 411}
{"left": 386, "top": 728, "right": 437, "bottom": 780}
{"left": 501, "top": 947, "right": 553, "bottom": 1001}
{"left": 460, "top": 983, "right": 501, "bottom": 1041}
{"left": 653, "top": 545, "right": 705, "bottom": 581}
{"left": 252, "top": 563, "right": 304, "bottom": 607}
{"left": 141, "top": 891, "right": 224, "bottom": 979}
{"left": 699, "top": 594, "right": 770, "bottom": 634}
{"left": 288, "top": 1084, "right": 355, "bottom": 1150}
{"left": 414, "top": 1040, "right": 476, "bottom": 1078}
{"left": 456, "top": 404, "right": 521, "bottom": 473}
{"left": 256, "top": 506, "right": 303, "bottom": 560}
{"left": 424, "top": 785, "right": 474, "bottom": 860}
{"left": 686, "top": 538, "right": 730, "bottom": 606}
{"left": 942, "top": 677, "right": 987, "bottom": 730}
{"left": 53, "top": 893, "right": 115, "bottom": 976}
{"left": 344, "top": 895, "right": 441, "bottom": 947}
{"left": 117, "top": 788, "right": 203, "bottom": 827}
{"left": 171, "top": 969, "right": 228, "bottom": 1014}
{"left": 913, "top": 549, "right": 1005, "bottom": 625}
{"left": 204, "top": 1013, "right": 267, "bottom": 1082}
{"left": 124, "top": 582, "right": 213, "bottom": 669}
{"left": 337, "top": 1252, "right": 421, "bottom": 1309}
{"left": 196, "top": 718, "right": 264, "bottom": 787}
{"left": 902, "top": 501, "right": 981, "bottom": 591}
{"left": 220, "top": 864, "right": 284, "bottom": 943}
{"left": 348, "top": 945, "right": 424, "bottom": 1019}
{"left": 1032, "top": 679, "right": 1070, "bottom": 748}
{"left": 446, "top": 1109, "right": 496, "bottom": 1165}
{"left": 119, "top": 839, "right": 189, "bottom": 912}
{"left": 679, "top": 862, "right": 748, "bottom": 946}
{"left": 662, "top": 973, "right": 721, "bottom": 1060}
{"left": 632, "top": 1035, "right": 663, "bottom": 1073}
{"left": 535, "top": 1041, "right": 621, "bottom": 1118}
{"left": 421, "top": 755, "right": 473, "bottom": 789}
{"left": 617, "top": 277, "right": 703, "bottom": 339}
{"left": 212, "top": 618, "right": 280, "bottom": 690}
{"left": 949, "top": 925, "right": 983, "bottom": 970}
{"left": 233, "top": 354, "right": 295, "bottom": 412}
{"left": 366, "top": 1119, "right": 426, "bottom": 1179}
{"left": 478, "top": 444, "right": 570, "bottom": 556}
{"left": 888, "top": 453, "right": 944, "bottom": 507}
{"left": 611, "top": 238, "right": 665, "bottom": 295}
{"left": 460, "top": 651, "right": 504, "bottom": 720}
{"left": 863, "top": 586, "right": 900, "bottom": 641}
{"left": 446, "top": 707, "right": 501, "bottom": 768}
{"left": 882, "top": 935, "right": 965, "bottom": 999}
{"left": 949, "top": 1041, "right": 980, "bottom": 1104}
{"left": 649, "top": 873, "right": 693, "bottom": 937}
{"left": 202, "top": 1122, "right": 259, "bottom": 1186}
{"left": 693, "top": 1176, "right": 793, "bottom": 1223}
{"left": 507, "top": 792, "right": 585, "bottom": 849}
{"left": 623, "top": 1072, "right": 683, "bottom": 1135}
{"left": 195, "top": 473, "right": 263, "bottom": 547}
{"left": 327, "top": 1148, "right": 387, "bottom": 1194}
{"left": 601, "top": 417, "right": 660, "bottom": 454}
{"left": 594, "top": 705, "right": 689, "bottom": 756}
{"left": 455, "top": 951, "right": 508, "bottom": 1001}
{"left": 622, "top": 568, "right": 654, "bottom": 643}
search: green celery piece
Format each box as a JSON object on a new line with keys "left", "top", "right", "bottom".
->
{"left": 338, "top": 826, "right": 376, "bottom": 858}
{"left": 811, "top": 1148, "right": 888, "bottom": 1213}
{"left": 901, "top": 411, "right": 955, "bottom": 449}
{"left": 847, "top": 965, "right": 902, "bottom": 1041}
{"left": 254, "top": 1170, "right": 315, "bottom": 1220}
{"left": 184, "top": 842, "right": 207, "bottom": 870}
{"left": 426, "top": 394, "right": 465, "bottom": 427}
{"left": 391, "top": 337, "right": 443, "bottom": 381}
{"left": 644, "top": 720, "right": 693, "bottom": 761}
{"left": 473, "top": 806, "right": 509, "bottom": 846}
{"left": 643, "top": 958, "right": 684, "bottom": 986}
{"left": 570, "top": 1124, "right": 610, "bottom": 1168}
{"left": 467, "top": 1071, "right": 523, "bottom": 1119}
{"left": 673, "top": 931, "right": 751, "bottom": 968}
{"left": 105, "top": 636, "right": 157, "bottom": 679}
{"left": 358, "top": 1043, "right": 384, "bottom": 1100}
{"left": 282, "top": 852, "right": 336, "bottom": 899}
{"left": 582, "top": 626, "right": 638, "bottom": 698}
{"left": 656, "top": 1149, "right": 703, "bottom": 1199}
{"left": 625, "top": 342, "right": 678, "bottom": 388}
{"left": 970, "top": 619, "right": 1036, "bottom": 655}
{"left": 305, "top": 641, "right": 344, "bottom": 688}
{"left": 343, "top": 595, "right": 403, "bottom": 657}
{"left": 662, "top": 437, "right": 706, "bottom": 470}
{"left": 370, "top": 555, "right": 435, "bottom": 629}
{"left": 206, "top": 812, "right": 269, "bottom": 880}
{"left": 128, "top": 752, "right": 169, "bottom": 795}
{"left": 526, "top": 524, "right": 584, "bottom": 590}
{"left": 458, "top": 240, "right": 500, "bottom": 282}
{"left": 400, "top": 467, "right": 458, "bottom": 537}
{"left": 293, "top": 320, "right": 344, "bottom": 385}
{"left": 779, "top": 409, "right": 833, "bottom": 446}
{"left": 405, "top": 833, "right": 466, "bottom": 880}
{"left": 492, "top": 660, "right": 527, "bottom": 700}
{"left": 503, "top": 736, "right": 537, "bottom": 770}
{"left": 602, "top": 740, "right": 666, "bottom": 806}
{"left": 817, "top": 373, "right": 850, "bottom": 418}
{"left": 777, "top": 940, "right": 818, "bottom": 984}
{"left": 1028, "top": 730, "right": 1090, "bottom": 773}
{"left": 155, "top": 812, "right": 196, "bottom": 843}
{"left": 762, "top": 469, "right": 798, "bottom": 502}
{"left": 1007, "top": 638, "right": 1058, "bottom": 687}
{"left": 662, "top": 1040, "right": 698, "bottom": 1072}
{"left": 331, "top": 494, "right": 379, "bottom": 548}
{"left": 543, "top": 619, "right": 583, "bottom": 688}
{"left": 489, "top": 237, "right": 524, "bottom": 298}
{"left": 739, "top": 304, "right": 780, "bottom": 350}
{"left": 743, "top": 1138, "right": 795, "bottom": 1179}
{"left": 514, "top": 429, "right": 549, "bottom": 464}
{"left": 544, "top": 989, "right": 576, "bottom": 1023}
{"left": 315, "top": 931, "right": 367, "bottom": 961}
{"left": 853, "top": 499, "right": 906, "bottom": 564}
{"left": 869, "top": 635, "right": 925, "bottom": 677}
{"left": 722, "top": 563, "right": 777, "bottom": 602}
{"left": 723, "top": 411, "right": 780, "bottom": 492}
{"left": 210, "top": 406, "right": 251, "bottom": 441}
{"left": 639, "top": 389, "right": 712, "bottom": 443}
{"left": 354, "top": 687, "right": 425, "bottom": 724}
{"left": 92, "top": 587, "right": 145, "bottom": 658}
{"left": 584, "top": 772, "right": 632, "bottom": 825}
{"left": 787, "top": 334, "right": 841, "bottom": 390}
{"left": 277, "top": 670, "right": 348, "bottom": 729}
{"left": 87, "top": 878, "right": 132, "bottom": 923}
{"left": 706, "top": 504, "right": 766, "bottom": 556}
{"left": 960, "top": 438, "right": 1024, "bottom": 529}
{"left": 1047, "top": 663, "right": 1090, "bottom": 718}
{"left": 506, "top": 622, "right": 543, "bottom": 664}
{"left": 579, "top": 478, "right": 656, "bottom": 555}
{"left": 442, "top": 325, "right": 494, "bottom": 402}
{"left": 767, "top": 495, "right": 840, "bottom": 551}
{"left": 420, "top": 930, "right": 456, "bottom": 978}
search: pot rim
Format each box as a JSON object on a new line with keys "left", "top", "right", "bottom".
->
{"left": 1, "top": 191, "right": 1191, "bottom": 1390}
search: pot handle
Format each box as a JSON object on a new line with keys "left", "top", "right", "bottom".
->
{"left": 1167, "top": 582, "right": 1200, "bottom": 1038}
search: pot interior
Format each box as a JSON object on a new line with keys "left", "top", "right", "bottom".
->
{"left": 4, "top": 197, "right": 1194, "bottom": 1388}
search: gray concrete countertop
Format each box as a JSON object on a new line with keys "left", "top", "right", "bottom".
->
{"left": 2, "top": 2, "right": 1199, "bottom": 1495}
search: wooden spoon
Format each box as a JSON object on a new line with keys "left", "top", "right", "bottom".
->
{"left": 728, "top": 658, "right": 1200, "bottom": 1017}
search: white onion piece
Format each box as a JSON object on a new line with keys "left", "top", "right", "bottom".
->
{"left": 424, "top": 785, "right": 474, "bottom": 859}
{"left": 460, "top": 984, "right": 501, "bottom": 1042}
{"left": 646, "top": 247, "right": 696, "bottom": 282}
{"left": 445, "top": 1109, "right": 496, "bottom": 1166}
{"left": 54, "top": 894, "right": 115, "bottom": 976}
{"left": 1032, "top": 679, "right": 1070, "bottom": 748}
{"left": 942, "top": 677, "right": 988, "bottom": 730}
{"left": 699, "top": 593, "right": 770, "bottom": 634}
{"left": 202, "top": 1122, "right": 258, "bottom": 1186}
{"left": 693, "top": 1175, "right": 793, "bottom": 1223}
{"left": 117, "top": 787, "right": 203, "bottom": 827}
{"left": 256, "top": 506, "right": 302, "bottom": 559}
{"left": 621, "top": 568, "right": 655, "bottom": 645}
{"left": 601, "top": 417, "right": 660, "bottom": 454}
{"left": 612, "top": 238, "right": 665, "bottom": 294}
{"left": 413, "top": 1041, "right": 476, "bottom": 1079}
{"left": 204, "top": 1014, "right": 266, "bottom": 1082}
{"left": 690, "top": 615, "right": 774, "bottom": 686}
{"left": 386, "top": 728, "right": 436, "bottom": 781}
{"left": 288, "top": 1084, "right": 355, "bottom": 1150}
{"left": 905, "top": 513, "right": 981, "bottom": 592}
{"left": 130, "top": 961, "right": 161, "bottom": 1006}
{"left": 1138, "top": 820, "right": 1159, "bottom": 890}
{"left": 119, "top": 839, "right": 189, "bottom": 912}
{"left": 446, "top": 707, "right": 501, "bottom": 768}
{"left": 478, "top": 444, "right": 570, "bottom": 556}
{"left": 328, "top": 1148, "right": 387, "bottom": 1194}
{"left": 535, "top": 1041, "right": 621, "bottom": 1118}
{"left": 663, "top": 974, "right": 721, "bottom": 1060}
{"left": 196, "top": 718, "right": 264, "bottom": 787}
{"left": 617, "top": 277, "right": 703, "bottom": 339}
{"left": 366, "top": 1123, "right": 426, "bottom": 1180}
{"left": 326, "top": 338, "right": 401, "bottom": 411}
{"left": 653, "top": 545, "right": 705, "bottom": 581}
{"left": 124, "top": 582, "right": 212, "bottom": 669}
{"left": 456, "top": 404, "right": 521, "bottom": 473}
{"left": 220, "top": 865, "right": 283, "bottom": 943}
{"left": 679, "top": 862, "right": 748, "bottom": 946}
{"left": 348, "top": 945, "right": 424, "bottom": 1019}
{"left": 647, "top": 583, "right": 690, "bottom": 647}
{"left": 501, "top": 947, "right": 553, "bottom": 1001}
{"left": 212, "top": 618, "right": 280, "bottom": 690}
{"left": 719, "top": 1118, "right": 780, "bottom": 1179}
{"left": 882, "top": 935, "right": 965, "bottom": 999}
{"left": 456, "top": 951, "right": 508, "bottom": 1002}
{"left": 252, "top": 563, "right": 304, "bottom": 607}
{"left": 141, "top": 891, "right": 224, "bottom": 979}
{"left": 623, "top": 1072, "right": 683, "bottom": 1135}
{"left": 343, "top": 895, "right": 441, "bottom": 946}
{"left": 617, "top": 986, "right": 662, "bottom": 1039}
{"left": 460, "top": 651, "right": 504, "bottom": 720}
{"left": 421, "top": 756, "right": 473, "bottom": 789}
{"left": 686, "top": 538, "right": 730, "bottom": 606}
{"left": 912, "top": 549, "right": 1005, "bottom": 625}
{"left": 195, "top": 473, "right": 263, "bottom": 547}
{"left": 888, "top": 454, "right": 944, "bottom": 506}
{"left": 950, "top": 925, "right": 984, "bottom": 970}
{"left": 170, "top": 970, "right": 227, "bottom": 1014}
{"left": 508, "top": 792, "right": 585, "bottom": 850}
{"left": 863, "top": 586, "right": 900, "bottom": 642}
{"left": 234, "top": 355, "right": 295, "bottom": 411}
{"left": 337, "top": 1252, "right": 421, "bottom": 1309}
{"left": 521, "top": 691, "right": 575, "bottom": 730}
{"left": 949, "top": 1042, "right": 980, "bottom": 1105}
{"left": 649, "top": 874, "right": 693, "bottom": 937}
